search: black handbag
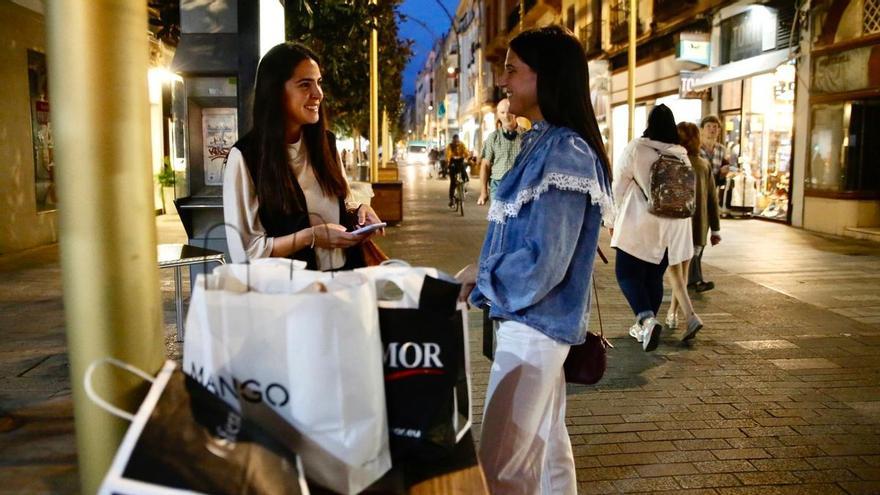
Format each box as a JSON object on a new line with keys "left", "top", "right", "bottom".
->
{"left": 563, "top": 248, "right": 612, "bottom": 385}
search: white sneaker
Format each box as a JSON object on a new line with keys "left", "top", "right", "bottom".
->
{"left": 642, "top": 317, "right": 662, "bottom": 352}
{"left": 628, "top": 323, "right": 643, "bottom": 343}
{"left": 682, "top": 314, "right": 704, "bottom": 341}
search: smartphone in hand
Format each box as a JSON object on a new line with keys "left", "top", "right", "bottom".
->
{"left": 349, "top": 222, "right": 387, "bottom": 235}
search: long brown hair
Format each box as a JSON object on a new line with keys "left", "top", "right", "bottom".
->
{"left": 677, "top": 121, "right": 702, "bottom": 156}
{"left": 508, "top": 26, "right": 611, "bottom": 180}
{"left": 248, "top": 42, "right": 347, "bottom": 214}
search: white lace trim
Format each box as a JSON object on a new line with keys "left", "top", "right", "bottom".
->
{"left": 487, "top": 172, "right": 616, "bottom": 225}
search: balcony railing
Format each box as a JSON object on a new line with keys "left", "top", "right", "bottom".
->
{"left": 609, "top": 0, "right": 643, "bottom": 45}
{"left": 506, "top": 0, "right": 541, "bottom": 33}
{"left": 507, "top": 7, "right": 520, "bottom": 32}
{"left": 579, "top": 22, "right": 603, "bottom": 57}
{"left": 653, "top": 0, "right": 697, "bottom": 23}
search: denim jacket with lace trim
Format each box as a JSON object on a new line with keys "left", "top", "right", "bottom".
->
{"left": 469, "top": 121, "right": 615, "bottom": 345}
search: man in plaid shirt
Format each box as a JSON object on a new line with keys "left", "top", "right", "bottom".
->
{"left": 478, "top": 99, "right": 524, "bottom": 205}
{"left": 699, "top": 115, "right": 731, "bottom": 186}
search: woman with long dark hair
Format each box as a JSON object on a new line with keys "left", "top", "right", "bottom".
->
{"left": 456, "top": 26, "right": 614, "bottom": 493}
{"left": 611, "top": 104, "right": 696, "bottom": 351}
{"left": 223, "top": 42, "right": 382, "bottom": 269}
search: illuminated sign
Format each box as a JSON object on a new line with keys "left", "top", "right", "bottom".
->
{"left": 677, "top": 40, "right": 711, "bottom": 65}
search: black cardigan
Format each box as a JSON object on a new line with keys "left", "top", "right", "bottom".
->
{"left": 232, "top": 131, "right": 364, "bottom": 270}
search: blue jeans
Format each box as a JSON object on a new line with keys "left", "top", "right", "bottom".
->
{"left": 615, "top": 248, "right": 669, "bottom": 323}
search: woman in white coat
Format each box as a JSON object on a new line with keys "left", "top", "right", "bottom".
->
{"left": 611, "top": 104, "right": 701, "bottom": 351}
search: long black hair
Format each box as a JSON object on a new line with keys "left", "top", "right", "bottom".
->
{"left": 643, "top": 104, "right": 679, "bottom": 144}
{"left": 508, "top": 25, "right": 611, "bottom": 179}
{"left": 246, "top": 42, "right": 347, "bottom": 215}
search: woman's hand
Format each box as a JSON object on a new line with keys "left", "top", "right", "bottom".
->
{"left": 454, "top": 263, "right": 478, "bottom": 303}
{"left": 355, "top": 204, "right": 385, "bottom": 236}
{"left": 311, "top": 224, "right": 365, "bottom": 249}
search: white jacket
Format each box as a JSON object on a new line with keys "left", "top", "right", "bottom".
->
{"left": 610, "top": 138, "right": 694, "bottom": 265}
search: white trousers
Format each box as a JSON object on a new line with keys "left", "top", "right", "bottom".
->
{"left": 479, "top": 320, "right": 577, "bottom": 495}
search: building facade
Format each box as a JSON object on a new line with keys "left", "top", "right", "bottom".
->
{"left": 799, "top": 0, "right": 880, "bottom": 237}
{"left": 0, "top": 0, "right": 183, "bottom": 254}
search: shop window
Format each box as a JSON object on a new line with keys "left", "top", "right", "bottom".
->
{"left": 808, "top": 100, "right": 880, "bottom": 194}
{"left": 28, "top": 50, "right": 55, "bottom": 213}
{"left": 655, "top": 94, "right": 703, "bottom": 125}
{"left": 611, "top": 104, "right": 646, "bottom": 166}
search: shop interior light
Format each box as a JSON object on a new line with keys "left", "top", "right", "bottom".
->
{"left": 259, "top": 0, "right": 285, "bottom": 58}
{"left": 147, "top": 68, "right": 182, "bottom": 104}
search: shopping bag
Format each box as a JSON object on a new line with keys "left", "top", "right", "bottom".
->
{"left": 183, "top": 263, "right": 391, "bottom": 494}
{"left": 356, "top": 263, "right": 472, "bottom": 461}
{"left": 90, "top": 359, "right": 309, "bottom": 495}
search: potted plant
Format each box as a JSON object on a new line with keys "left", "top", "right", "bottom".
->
{"left": 157, "top": 157, "right": 177, "bottom": 215}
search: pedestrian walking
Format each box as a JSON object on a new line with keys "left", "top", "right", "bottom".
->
{"left": 477, "top": 98, "right": 523, "bottom": 205}
{"left": 611, "top": 104, "right": 696, "bottom": 351}
{"left": 222, "top": 42, "right": 383, "bottom": 269}
{"left": 681, "top": 122, "right": 721, "bottom": 294}
{"left": 699, "top": 115, "right": 731, "bottom": 203}
{"left": 455, "top": 25, "right": 614, "bottom": 494}
{"left": 664, "top": 122, "right": 719, "bottom": 338}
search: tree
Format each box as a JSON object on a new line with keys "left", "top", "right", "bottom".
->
{"left": 285, "top": 0, "right": 413, "bottom": 139}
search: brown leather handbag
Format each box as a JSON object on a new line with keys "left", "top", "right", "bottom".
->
{"left": 563, "top": 248, "right": 612, "bottom": 385}
{"left": 360, "top": 239, "right": 389, "bottom": 266}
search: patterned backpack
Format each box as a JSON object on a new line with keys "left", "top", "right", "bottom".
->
{"left": 641, "top": 152, "right": 696, "bottom": 218}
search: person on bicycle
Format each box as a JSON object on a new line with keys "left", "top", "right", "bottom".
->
{"left": 446, "top": 134, "right": 469, "bottom": 207}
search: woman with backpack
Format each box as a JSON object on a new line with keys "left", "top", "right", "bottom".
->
{"left": 611, "top": 104, "right": 701, "bottom": 352}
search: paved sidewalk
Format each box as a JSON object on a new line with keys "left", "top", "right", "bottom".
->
{"left": 1, "top": 163, "right": 879, "bottom": 494}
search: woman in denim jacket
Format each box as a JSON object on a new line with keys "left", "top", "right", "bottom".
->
{"left": 456, "top": 26, "right": 614, "bottom": 494}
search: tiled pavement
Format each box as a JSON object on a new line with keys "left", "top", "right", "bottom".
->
{"left": 1, "top": 162, "right": 879, "bottom": 494}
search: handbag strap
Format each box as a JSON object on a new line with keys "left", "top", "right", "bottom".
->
{"left": 593, "top": 247, "right": 613, "bottom": 348}
{"left": 84, "top": 357, "right": 156, "bottom": 422}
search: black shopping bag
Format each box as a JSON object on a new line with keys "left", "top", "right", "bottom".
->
{"left": 93, "top": 360, "right": 309, "bottom": 495}
{"left": 379, "top": 275, "right": 472, "bottom": 462}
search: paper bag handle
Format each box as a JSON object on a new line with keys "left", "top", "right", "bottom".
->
{"left": 379, "top": 259, "right": 411, "bottom": 267}
{"left": 83, "top": 357, "right": 156, "bottom": 422}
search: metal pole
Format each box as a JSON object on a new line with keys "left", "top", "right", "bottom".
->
{"left": 369, "top": 0, "right": 380, "bottom": 182}
{"left": 381, "top": 108, "right": 389, "bottom": 168}
{"left": 46, "top": 1, "right": 164, "bottom": 493}
{"left": 628, "top": 0, "right": 637, "bottom": 140}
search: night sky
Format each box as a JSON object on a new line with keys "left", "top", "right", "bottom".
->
{"left": 399, "top": 0, "right": 460, "bottom": 97}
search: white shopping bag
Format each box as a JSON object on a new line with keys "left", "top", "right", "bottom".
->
{"left": 183, "top": 262, "right": 391, "bottom": 494}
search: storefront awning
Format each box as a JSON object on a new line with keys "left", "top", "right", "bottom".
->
{"left": 691, "top": 49, "right": 793, "bottom": 91}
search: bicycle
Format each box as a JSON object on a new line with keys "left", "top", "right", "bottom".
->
{"left": 449, "top": 159, "right": 467, "bottom": 217}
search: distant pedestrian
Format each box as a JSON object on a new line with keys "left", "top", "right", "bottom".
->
{"left": 664, "top": 122, "right": 719, "bottom": 336}
{"left": 611, "top": 104, "right": 696, "bottom": 351}
{"left": 477, "top": 98, "right": 523, "bottom": 205}
{"left": 455, "top": 25, "right": 614, "bottom": 493}
{"left": 700, "top": 115, "right": 731, "bottom": 200}
{"left": 680, "top": 122, "right": 721, "bottom": 294}
{"left": 446, "top": 134, "right": 469, "bottom": 207}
